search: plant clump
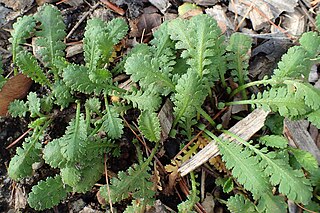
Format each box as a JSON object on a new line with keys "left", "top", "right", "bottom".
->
{"left": 2, "top": 3, "right": 320, "bottom": 212}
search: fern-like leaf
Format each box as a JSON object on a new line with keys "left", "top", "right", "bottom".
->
{"left": 9, "top": 16, "right": 36, "bottom": 64}
{"left": 83, "top": 18, "right": 106, "bottom": 71}
{"left": 84, "top": 18, "right": 128, "bottom": 70}
{"left": 226, "top": 194, "right": 256, "bottom": 213}
{"left": 123, "top": 89, "right": 162, "bottom": 111}
{"left": 226, "top": 131, "right": 313, "bottom": 205}
{"left": 299, "top": 32, "right": 320, "bottom": 57}
{"left": 100, "top": 158, "right": 155, "bottom": 204}
{"left": 85, "top": 97, "right": 101, "bottom": 114}
{"left": 272, "top": 46, "right": 311, "bottom": 79}
{"left": 217, "top": 138, "right": 271, "bottom": 199}
{"left": 26, "top": 92, "right": 41, "bottom": 118}
{"left": 43, "top": 138, "right": 66, "bottom": 169}
{"left": 34, "top": 4, "right": 66, "bottom": 68}
{"left": 256, "top": 192, "right": 287, "bottom": 213}
{"left": 8, "top": 136, "right": 42, "bottom": 180}
{"left": 258, "top": 135, "right": 288, "bottom": 148}
{"left": 105, "top": 18, "right": 128, "bottom": 44}
{"left": 284, "top": 80, "right": 320, "bottom": 110}
{"left": 27, "top": 175, "right": 70, "bottom": 210}
{"left": 150, "top": 21, "right": 175, "bottom": 59}
{"left": 8, "top": 124, "right": 48, "bottom": 180}
{"left": 16, "top": 51, "right": 51, "bottom": 86}
{"left": 71, "top": 159, "right": 104, "bottom": 193}
{"left": 259, "top": 152, "right": 312, "bottom": 204}
{"left": 61, "top": 167, "right": 81, "bottom": 188}
{"left": 172, "top": 71, "right": 207, "bottom": 126}
{"left": 88, "top": 68, "right": 112, "bottom": 85}
{"left": 63, "top": 64, "right": 105, "bottom": 94}
{"left": 168, "top": 14, "right": 223, "bottom": 81}
{"left": 307, "top": 109, "right": 320, "bottom": 128}
{"left": 226, "top": 33, "right": 252, "bottom": 85}
{"left": 8, "top": 100, "right": 28, "bottom": 117}
{"left": 58, "top": 106, "right": 88, "bottom": 163}
{"left": 150, "top": 21, "right": 177, "bottom": 73}
{"left": 102, "top": 18, "right": 128, "bottom": 64}
{"left": 125, "top": 53, "right": 176, "bottom": 96}
{"left": 138, "top": 110, "right": 161, "bottom": 142}
{"left": 237, "top": 87, "right": 310, "bottom": 118}
{"left": 52, "top": 80, "right": 74, "bottom": 108}
{"left": 216, "top": 136, "right": 287, "bottom": 212}
{"left": 289, "top": 147, "right": 319, "bottom": 174}
{"left": 101, "top": 105, "right": 124, "bottom": 139}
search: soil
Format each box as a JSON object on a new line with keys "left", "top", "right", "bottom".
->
{"left": 0, "top": 0, "right": 319, "bottom": 212}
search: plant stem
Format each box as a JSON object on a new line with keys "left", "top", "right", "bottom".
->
{"left": 85, "top": 104, "right": 91, "bottom": 131}
{"left": 230, "top": 79, "right": 275, "bottom": 98}
{"left": 196, "top": 106, "right": 216, "bottom": 127}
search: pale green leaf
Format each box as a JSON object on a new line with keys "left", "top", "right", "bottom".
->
{"left": 138, "top": 110, "right": 161, "bottom": 142}
{"left": 28, "top": 175, "right": 70, "bottom": 210}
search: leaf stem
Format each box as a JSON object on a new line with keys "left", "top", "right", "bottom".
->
{"left": 196, "top": 106, "right": 216, "bottom": 127}
{"left": 230, "top": 79, "right": 275, "bottom": 98}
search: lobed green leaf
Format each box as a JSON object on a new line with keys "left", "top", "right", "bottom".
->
{"left": 9, "top": 15, "right": 36, "bottom": 64}
{"left": 101, "top": 105, "right": 124, "bottom": 139}
{"left": 16, "top": 51, "right": 51, "bottom": 86}
{"left": 125, "top": 53, "right": 175, "bottom": 96}
{"left": 138, "top": 110, "right": 161, "bottom": 142}
{"left": 28, "top": 175, "right": 70, "bottom": 210}
{"left": 34, "top": 4, "right": 66, "bottom": 68}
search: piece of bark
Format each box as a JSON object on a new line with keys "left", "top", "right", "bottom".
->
{"left": 179, "top": 108, "right": 270, "bottom": 176}
{"left": 283, "top": 119, "right": 320, "bottom": 164}
{"left": 158, "top": 99, "right": 173, "bottom": 143}
{"left": 66, "top": 43, "right": 83, "bottom": 58}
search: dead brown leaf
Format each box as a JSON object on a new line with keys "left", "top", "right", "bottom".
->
{"left": 0, "top": 73, "right": 33, "bottom": 116}
{"left": 129, "top": 7, "right": 162, "bottom": 37}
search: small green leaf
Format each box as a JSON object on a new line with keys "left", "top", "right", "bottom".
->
{"left": 138, "top": 110, "right": 161, "bottom": 142}
{"left": 85, "top": 97, "right": 101, "bottom": 113}
{"left": 28, "top": 175, "right": 70, "bottom": 210}
{"left": 34, "top": 4, "right": 66, "bottom": 68}
{"left": 259, "top": 135, "right": 288, "bottom": 148}
{"left": 227, "top": 194, "right": 256, "bottom": 213}
{"left": 265, "top": 114, "right": 284, "bottom": 135}
{"left": 43, "top": 139, "right": 66, "bottom": 169}
{"left": 61, "top": 167, "right": 81, "bottom": 187}
{"left": 27, "top": 92, "right": 41, "bottom": 117}
{"left": 216, "top": 177, "right": 234, "bottom": 193}
{"left": 289, "top": 147, "right": 319, "bottom": 174}
{"left": 101, "top": 105, "right": 124, "bottom": 139}
{"left": 16, "top": 51, "right": 51, "bottom": 86}
{"left": 307, "top": 109, "right": 320, "bottom": 129}
{"left": 8, "top": 100, "right": 28, "bottom": 117}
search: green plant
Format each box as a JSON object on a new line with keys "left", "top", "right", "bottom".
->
{"left": 4, "top": 3, "right": 320, "bottom": 212}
